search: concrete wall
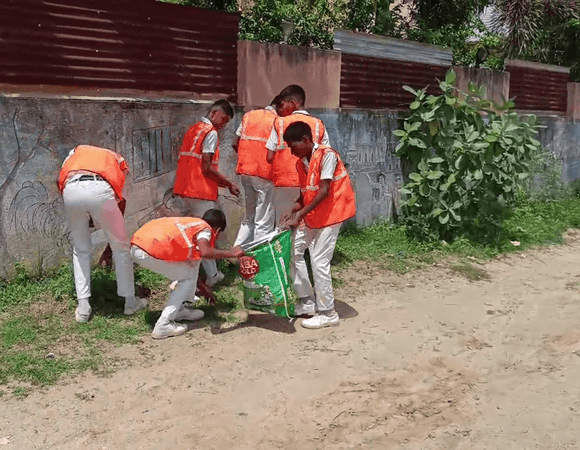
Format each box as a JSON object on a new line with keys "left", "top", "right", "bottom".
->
{"left": 1, "top": 94, "right": 580, "bottom": 277}
{"left": 0, "top": 95, "right": 243, "bottom": 277}
{"left": 237, "top": 41, "right": 341, "bottom": 111}
{"left": 453, "top": 67, "right": 510, "bottom": 106}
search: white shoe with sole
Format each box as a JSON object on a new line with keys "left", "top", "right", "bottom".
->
{"left": 301, "top": 311, "right": 340, "bottom": 329}
{"left": 124, "top": 297, "right": 148, "bottom": 316}
{"left": 75, "top": 306, "right": 92, "bottom": 323}
{"left": 151, "top": 321, "right": 188, "bottom": 340}
{"left": 294, "top": 300, "right": 315, "bottom": 317}
{"left": 175, "top": 308, "right": 204, "bottom": 322}
{"left": 206, "top": 271, "right": 225, "bottom": 287}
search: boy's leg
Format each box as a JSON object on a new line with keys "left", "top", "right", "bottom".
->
{"left": 130, "top": 246, "right": 201, "bottom": 339}
{"left": 89, "top": 183, "right": 135, "bottom": 301}
{"left": 301, "top": 223, "right": 342, "bottom": 329}
{"left": 234, "top": 175, "right": 257, "bottom": 247}
{"left": 63, "top": 182, "right": 93, "bottom": 322}
{"left": 252, "top": 176, "right": 275, "bottom": 242}
{"left": 292, "top": 225, "right": 316, "bottom": 316}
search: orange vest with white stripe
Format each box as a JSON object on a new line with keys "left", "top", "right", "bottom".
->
{"left": 173, "top": 121, "right": 220, "bottom": 200}
{"left": 57, "top": 145, "right": 128, "bottom": 200}
{"left": 271, "top": 114, "right": 325, "bottom": 188}
{"left": 297, "top": 145, "right": 356, "bottom": 229}
{"left": 237, "top": 108, "right": 277, "bottom": 180}
{"left": 130, "top": 217, "right": 216, "bottom": 262}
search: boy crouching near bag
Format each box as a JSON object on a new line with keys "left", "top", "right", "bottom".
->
{"left": 130, "top": 209, "right": 244, "bottom": 339}
{"left": 281, "top": 122, "right": 356, "bottom": 329}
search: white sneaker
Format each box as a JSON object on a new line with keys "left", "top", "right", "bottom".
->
{"left": 124, "top": 297, "right": 148, "bottom": 316}
{"left": 169, "top": 280, "right": 179, "bottom": 291}
{"left": 301, "top": 311, "right": 340, "bottom": 329}
{"left": 206, "top": 271, "right": 225, "bottom": 287}
{"left": 151, "top": 321, "right": 188, "bottom": 340}
{"left": 175, "top": 308, "right": 204, "bottom": 322}
{"left": 75, "top": 306, "right": 92, "bottom": 323}
{"left": 294, "top": 300, "right": 315, "bottom": 317}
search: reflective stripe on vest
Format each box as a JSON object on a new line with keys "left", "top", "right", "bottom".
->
{"left": 58, "top": 145, "right": 127, "bottom": 200}
{"left": 236, "top": 108, "right": 277, "bottom": 179}
{"left": 271, "top": 114, "right": 325, "bottom": 187}
{"left": 298, "top": 146, "right": 356, "bottom": 229}
{"left": 173, "top": 121, "right": 219, "bottom": 200}
{"left": 130, "top": 217, "right": 215, "bottom": 262}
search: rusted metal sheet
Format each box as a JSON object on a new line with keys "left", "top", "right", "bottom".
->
{"left": 334, "top": 30, "right": 453, "bottom": 67}
{"left": 0, "top": 0, "right": 239, "bottom": 100}
{"left": 505, "top": 60, "right": 570, "bottom": 112}
{"left": 340, "top": 53, "right": 448, "bottom": 109}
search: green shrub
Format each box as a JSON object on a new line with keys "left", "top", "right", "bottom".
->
{"left": 394, "top": 69, "right": 542, "bottom": 242}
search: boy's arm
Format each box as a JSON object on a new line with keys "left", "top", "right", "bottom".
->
{"left": 197, "top": 239, "right": 244, "bottom": 260}
{"left": 201, "top": 153, "right": 240, "bottom": 196}
{"left": 283, "top": 181, "right": 330, "bottom": 228}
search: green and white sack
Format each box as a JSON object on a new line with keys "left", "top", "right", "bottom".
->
{"left": 241, "top": 230, "right": 295, "bottom": 318}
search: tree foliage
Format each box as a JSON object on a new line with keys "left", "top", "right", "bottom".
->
{"left": 394, "top": 70, "right": 543, "bottom": 242}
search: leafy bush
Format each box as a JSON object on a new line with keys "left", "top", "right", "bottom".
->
{"left": 394, "top": 69, "right": 542, "bottom": 242}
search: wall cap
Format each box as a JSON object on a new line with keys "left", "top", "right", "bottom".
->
{"left": 505, "top": 59, "right": 570, "bottom": 74}
{"left": 334, "top": 30, "right": 452, "bottom": 66}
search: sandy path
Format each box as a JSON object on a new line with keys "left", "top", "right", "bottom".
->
{"left": 3, "top": 234, "right": 580, "bottom": 449}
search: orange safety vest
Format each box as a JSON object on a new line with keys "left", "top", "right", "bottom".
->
{"left": 297, "top": 145, "right": 356, "bottom": 229}
{"left": 236, "top": 108, "right": 277, "bottom": 180}
{"left": 57, "top": 145, "right": 128, "bottom": 200}
{"left": 131, "top": 217, "right": 217, "bottom": 262}
{"left": 270, "top": 114, "right": 325, "bottom": 188}
{"left": 173, "top": 121, "right": 220, "bottom": 200}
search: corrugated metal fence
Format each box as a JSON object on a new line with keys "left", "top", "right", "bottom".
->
{"left": 0, "top": 0, "right": 239, "bottom": 100}
{"left": 335, "top": 31, "right": 452, "bottom": 109}
{"left": 505, "top": 60, "right": 570, "bottom": 113}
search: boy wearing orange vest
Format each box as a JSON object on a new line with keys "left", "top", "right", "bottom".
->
{"left": 281, "top": 122, "right": 356, "bottom": 329}
{"left": 172, "top": 99, "right": 240, "bottom": 288}
{"left": 265, "top": 85, "right": 330, "bottom": 227}
{"left": 130, "top": 209, "right": 244, "bottom": 339}
{"left": 58, "top": 145, "right": 145, "bottom": 323}
{"left": 231, "top": 96, "right": 280, "bottom": 247}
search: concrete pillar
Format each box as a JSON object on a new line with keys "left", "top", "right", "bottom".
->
{"left": 568, "top": 83, "right": 580, "bottom": 121}
{"left": 452, "top": 66, "right": 510, "bottom": 106}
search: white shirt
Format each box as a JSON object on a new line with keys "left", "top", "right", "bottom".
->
{"left": 301, "top": 144, "right": 337, "bottom": 180}
{"left": 201, "top": 117, "right": 218, "bottom": 154}
{"left": 265, "top": 110, "right": 330, "bottom": 151}
{"left": 235, "top": 105, "right": 276, "bottom": 137}
{"left": 197, "top": 229, "right": 211, "bottom": 242}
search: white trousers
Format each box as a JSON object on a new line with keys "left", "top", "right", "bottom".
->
{"left": 293, "top": 223, "right": 342, "bottom": 312}
{"left": 131, "top": 246, "right": 200, "bottom": 323}
{"left": 165, "top": 196, "right": 219, "bottom": 278}
{"left": 63, "top": 179, "right": 134, "bottom": 300}
{"left": 274, "top": 186, "right": 301, "bottom": 227}
{"left": 234, "top": 175, "right": 275, "bottom": 247}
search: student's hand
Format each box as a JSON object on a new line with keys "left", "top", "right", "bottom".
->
{"left": 231, "top": 246, "right": 245, "bottom": 259}
{"left": 228, "top": 182, "right": 240, "bottom": 197}
{"left": 284, "top": 212, "right": 302, "bottom": 229}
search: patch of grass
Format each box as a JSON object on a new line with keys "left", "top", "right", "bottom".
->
{"left": 450, "top": 261, "right": 489, "bottom": 281}
{"left": 335, "top": 198, "right": 580, "bottom": 272}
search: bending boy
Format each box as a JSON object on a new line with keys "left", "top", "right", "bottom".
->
{"left": 130, "top": 209, "right": 244, "bottom": 340}
{"left": 57, "top": 145, "right": 145, "bottom": 322}
{"left": 281, "top": 122, "right": 356, "bottom": 329}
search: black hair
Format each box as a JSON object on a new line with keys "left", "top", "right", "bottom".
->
{"left": 202, "top": 208, "right": 227, "bottom": 232}
{"left": 270, "top": 95, "right": 281, "bottom": 109}
{"left": 283, "top": 121, "right": 312, "bottom": 144}
{"left": 278, "top": 85, "right": 306, "bottom": 107}
{"left": 209, "top": 99, "right": 234, "bottom": 118}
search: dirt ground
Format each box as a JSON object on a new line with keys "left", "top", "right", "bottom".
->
{"left": 3, "top": 234, "right": 580, "bottom": 450}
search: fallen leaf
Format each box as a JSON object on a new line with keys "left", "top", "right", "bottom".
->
{"left": 0, "top": 436, "right": 11, "bottom": 445}
{"left": 510, "top": 241, "right": 521, "bottom": 246}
